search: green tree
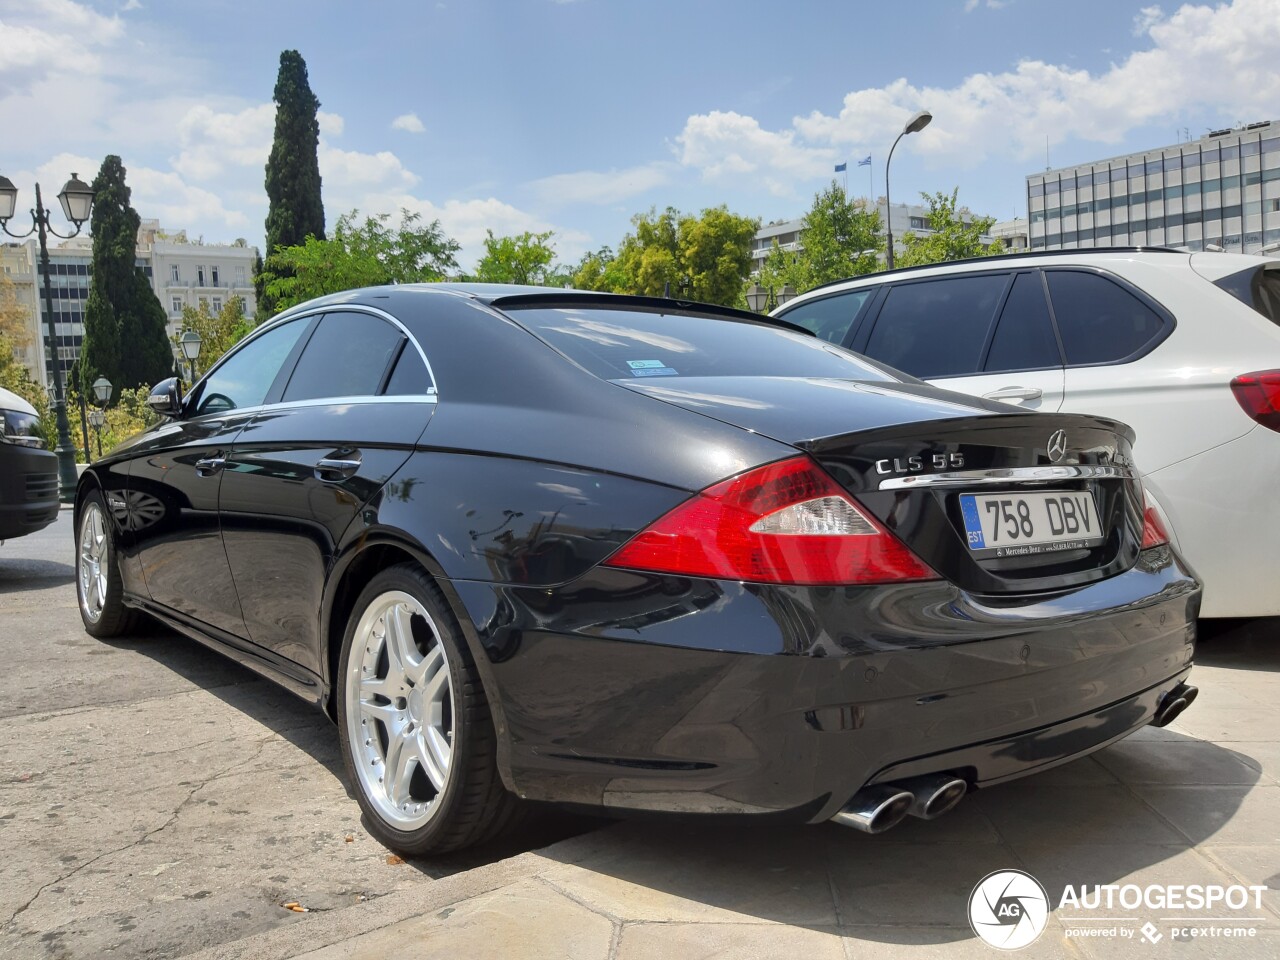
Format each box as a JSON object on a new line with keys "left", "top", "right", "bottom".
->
{"left": 262, "top": 209, "right": 460, "bottom": 312}
{"left": 174, "top": 296, "right": 253, "bottom": 374}
{"left": 0, "top": 275, "right": 53, "bottom": 447}
{"left": 261, "top": 49, "right": 326, "bottom": 315}
{"left": 79, "top": 155, "right": 173, "bottom": 399}
{"left": 574, "top": 206, "right": 758, "bottom": 306}
{"left": 897, "top": 188, "right": 1004, "bottom": 267}
{"left": 757, "top": 182, "right": 882, "bottom": 295}
{"left": 474, "top": 230, "right": 556, "bottom": 285}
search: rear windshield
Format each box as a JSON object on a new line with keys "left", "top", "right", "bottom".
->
{"left": 506, "top": 306, "right": 896, "bottom": 382}
{"left": 1215, "top": 265, "right": 1280, "bottom": 326}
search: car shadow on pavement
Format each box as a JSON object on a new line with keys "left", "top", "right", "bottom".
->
{"left": 1197, "top": 617, "right": 1280, "bottom": 671}
{"left": 0, "top": 557, "right": 75, "bottom": 594}
{"left": 531, "top": 729, "right": 1263, "bottom": 947}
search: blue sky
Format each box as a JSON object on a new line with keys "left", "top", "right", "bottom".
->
{"left": 2, "top": 0, "right": 1277, "bottom": 268}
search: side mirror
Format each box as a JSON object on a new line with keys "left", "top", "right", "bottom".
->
{"left": 147, "top": 377, "right": 185, "bottom": 418}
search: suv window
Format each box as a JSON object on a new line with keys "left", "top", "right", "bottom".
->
{"left": 985, "top": 272, "right": 1061, "bottom": 373}
{"left": 1045, "top": 271, "right": 1166, "bottom": 364}
{"left": 1215, "top": 265, "right": 1280, "bottom": 326}
{"left": 192, "top": 318, "right": 307, "bottom": 415}
{"left": 779, "top": 289, "right": 871, "bottom": 343}
{"left": 863, "top": 274, "right": 1006, "bottom": 378}
{"left": 282, "top": 312, "right": 404, "bottom": 402}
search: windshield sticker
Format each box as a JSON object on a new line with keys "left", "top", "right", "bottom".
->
{"left": 626, "top": 359, "right": 666, "bottom": 369}
{"left": 630, "top": 366, "right": 679, "bottom": 377}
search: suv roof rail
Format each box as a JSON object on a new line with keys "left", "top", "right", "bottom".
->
{"left": 801, "top": 246, "right": 1187, "bottom": 296}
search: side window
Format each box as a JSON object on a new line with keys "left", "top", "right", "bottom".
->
{"left": 281, "top": 312, "right": 403, "bottom": 403}
{"left": 780, "top": 289, "right": 871, "bottom": 344}
{"left": 192, "top": 318, "right": 307, "bottom": 415}
{"left": 383, "top": 344, "right": 434, "bottom": 396}
{"left": 984, "top": 273, "right": 1062, "bottom": 373}
{"left": 1045, "top": 271, "right": 1167, "bottom": 365}
{"left": 863, "top": 275, "right": 1007, "bottom": 379}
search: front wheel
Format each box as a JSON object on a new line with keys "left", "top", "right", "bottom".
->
{"left": 336, "top": 563, "right": 522, "bottom": 855}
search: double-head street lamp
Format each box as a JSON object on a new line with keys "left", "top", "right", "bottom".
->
{"left": 745, "top": 283, "right": 797, "bottom": 314}
{"left": 884, "top": 110, "right": 932, "bottom": 270}
{"left": 0, "top": 172, "right": 96, "bottom": 502}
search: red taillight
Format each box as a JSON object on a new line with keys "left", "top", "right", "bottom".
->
{"left": 1141, "top": 498, "right": 1171, "bottom": 549}
{"left": 603, "top": 455, "right": 937, "bottom": 585}
{"left": 1230, "top": 369, "right": 1280, "bottom": 432}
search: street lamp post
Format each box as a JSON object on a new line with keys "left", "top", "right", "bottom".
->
{"left": 179, "top": 329, "right": 203, "bottom": 381}
{"left": 88, "top": 408, "right": 105, "bottom": 460}
{"left": 884, "top": 110, "right": 933, "bottom": 271}
{"left": 745, "top": 283, "right": 797, "bottom": 314}
{"left": 0, "top": 172, "right": 96, "bottom": 502}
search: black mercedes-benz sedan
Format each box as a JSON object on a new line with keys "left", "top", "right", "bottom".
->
{"left": 73, "top": 285, "right": 1200, "bottom": 854}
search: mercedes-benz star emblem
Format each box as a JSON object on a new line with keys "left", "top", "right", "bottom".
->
{"left": 1047, "top": 429, "right": 1068, "bottom": 463}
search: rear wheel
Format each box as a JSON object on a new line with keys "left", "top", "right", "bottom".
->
{"left": 337, "top": 563, "right": 522, "bottom": 855}
{"left": 76, "top": 491, "right": 138, "bottom": 638}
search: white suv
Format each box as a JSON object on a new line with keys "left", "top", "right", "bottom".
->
{"left": 775, "top": 249, "right": 1280, "bottom": 618}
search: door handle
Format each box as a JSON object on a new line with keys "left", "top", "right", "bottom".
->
{"left": 315, "top": 455, "right": 362, "bottom": 482}
{"left": 982, "top": 386, "right": 1044, "bottom": 403}
{"left": 195, "top": 455, "right": 226, "bottom": 476}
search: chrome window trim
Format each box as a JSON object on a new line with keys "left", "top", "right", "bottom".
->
{"left": 877, "top": 464, "right": 1135, "bottom": 490}
{"left": 186, "top": 302, "right": 439, "bottom": 416}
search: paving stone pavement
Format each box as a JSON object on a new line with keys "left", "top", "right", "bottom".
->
{"left": 5, "top": 513, "right": 1279, "bottom": 959}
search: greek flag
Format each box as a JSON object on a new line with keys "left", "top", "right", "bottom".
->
{"left": 857, "top": 155, "right": 872, "bottom": 167}
{"left": 834, "top": 162, "right": 847, "bottom": 173}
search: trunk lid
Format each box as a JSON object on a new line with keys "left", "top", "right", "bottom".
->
{"left": 622, "top": 376, "right": 1143, "bottom": 595}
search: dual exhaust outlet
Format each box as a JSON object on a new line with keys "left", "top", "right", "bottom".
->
{"left": 834, "top": 683, "right": 1200, "bottom": 834}
{"left": 831, "top": 774, "right": 967, "bottom": 834}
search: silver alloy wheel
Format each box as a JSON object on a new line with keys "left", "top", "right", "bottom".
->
{"left": 78, "top": 503, "right": 108, "bottom": 624}
{"left": 344, "top": 590, "right": 455, "bottom": 829}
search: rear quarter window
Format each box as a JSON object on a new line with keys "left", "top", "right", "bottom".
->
{"left": 505, "top": 307, "right": 896, "bottom": 382}
{"left": 1215, "top": 265, "right": 1280, "bottom": 326}
{"left": 1045, "top": 270, "right": 1168, "bottom": 365}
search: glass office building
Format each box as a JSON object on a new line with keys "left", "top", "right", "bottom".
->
{"left": 1027, "top": 120, "right": 1280, "bottom": 254}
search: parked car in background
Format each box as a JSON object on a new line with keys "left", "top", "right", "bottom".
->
{"left": 74, "top": 285, "right": 1198, "bottom": 854}
{"left": 776, "top": 248, "right": 1280, "bottom": 618}
{"left": 0, "top": 385, "right": 58, "bottom": 543}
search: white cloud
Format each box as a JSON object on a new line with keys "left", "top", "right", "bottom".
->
{"left": 122, "top": 0, "right": 142, "bottom": 10}
{"left": 675, "top": 110, "right": 836, "bottom": 195}
{"left": 530, "top": 162, "right": 674, "bottom": 205}
{"left": 678, "top": 0, "right": 1280, "bottom": 181}
{"left": 964, "top": 0, "right": 1012, "bottom": 11}
{"left": 0, "top": 0, "right": 124, "bottom": 90}
{"left": 391, "top": 112, "right": 426, "bottom": 134}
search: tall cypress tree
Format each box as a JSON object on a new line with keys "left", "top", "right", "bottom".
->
{"left": 260, "top": 49, "right": 325, "bottom": 316}
{"left": 80, "top": 156, "right": 172, "bottom": 398}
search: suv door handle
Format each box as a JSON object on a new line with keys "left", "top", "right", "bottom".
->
{"left": 315, "top": 455, "right": 362, "bottom": 482}
{"left": 982, "top": 386, "right": 1044, "bottom": 403}
{"left": 195, "top": 455, "right": 226, "bottom": 476}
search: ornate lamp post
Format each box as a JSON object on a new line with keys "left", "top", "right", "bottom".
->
{"left": 745, "top": 283, "right": 797, "bottom": 314}
{"left": 179, "top": 329, "right": 203, "bottom": 381}
{"left": 0, "top": 172, "right": 96, "bottom": 502}
{"left": 884, "top": 110, "right": 932, "bottom": 270}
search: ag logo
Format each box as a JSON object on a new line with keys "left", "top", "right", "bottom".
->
{"left": 968, "top": 869, "right": 1049, "bottom": 950}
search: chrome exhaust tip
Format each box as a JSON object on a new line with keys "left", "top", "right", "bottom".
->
{"left": 1151, "top": 683, "right": 1198, "bottom": 728}
{"left": 899, "top": 774, "right": 968, "bottom": 820}
{"left": 831, "top": 785, "right": 914, "bottom": 834}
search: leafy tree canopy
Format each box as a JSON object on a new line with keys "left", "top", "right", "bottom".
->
{"left": 79, "top": 155, "right": 173, "bottom": 398}
{"left": 897, "top": 188, "right": 1004, "bottom": 267}
{"left": 574, "top": 206, "right": 759, "bottom": 307}
{"left": 757, "top": 182, "right": 882, "bottom": 296}
{"left": 262, "top": 209, "right": 461, "bottom": 312}
{"left": 264, "top": 49, "right": 325, "bottom": 254}
{"left": 473, "top": 230, "right": 557, "bottom": 285}
{"left": 174, "top": 296, "right": 253, "bottom": 377}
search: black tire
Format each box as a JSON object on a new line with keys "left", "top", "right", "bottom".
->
{"left": 75, "top": 490, "right": 139, "bottom": 638}
{"left": 336, "top": 562, "right": 524, "bottom": 855}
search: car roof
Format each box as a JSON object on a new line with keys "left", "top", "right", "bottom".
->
{"left": 0, "top": 385, "right": 38, "bottom": 416}
{"left": 272, "top": 283, "right": 814, "bottom": 335}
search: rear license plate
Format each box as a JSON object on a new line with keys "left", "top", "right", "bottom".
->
{"left": 959, "top": 490, "right": 1104, "bottom": 559}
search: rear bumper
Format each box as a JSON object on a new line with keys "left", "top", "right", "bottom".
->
{"left": 0, "top": 446, "right": 59, "bottom": 541}
{"left": 448, "top": 545, "right": 1200, "bottom": 823}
